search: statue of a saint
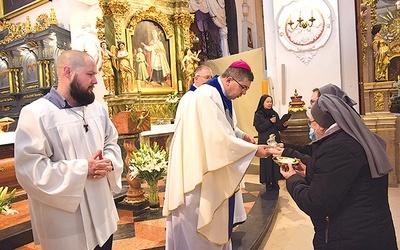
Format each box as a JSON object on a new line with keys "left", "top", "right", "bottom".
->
{"left": 100, "top": 42, "right": 116, "bottom": 95}
{"left": 372, "top": 24, "right": 390, "bottom": 81}
{"left": 116, "top": 41, "right": 136, "bottom": 93}
{"left": 181, "top": 48, "right": 201, "bottom": 90}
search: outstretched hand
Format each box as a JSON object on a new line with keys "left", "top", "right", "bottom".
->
{"left": 255, "top": 145, "right": 271, "bottom": 158}
{"left": 243, "top": 133, "right": 256, "bottom": 144}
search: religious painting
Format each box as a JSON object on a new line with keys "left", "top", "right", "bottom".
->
{"left": 130, "top": 20, "right": 172, "bottom": 93}
{"left": 0, "top": 59, "right": 8, "bottom": 92}
{"left": 1, "top": 0, "right": 50, "bottom": 18}
{"left": 247, "top": 27, "right": 253, "bottom": 48}
{"left": 388, "top": 56, "right": 400, "bottom": 81}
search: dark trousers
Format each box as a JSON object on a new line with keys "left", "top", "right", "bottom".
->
{"left": 94, "top": 234, "right": 113, "bottom": 250}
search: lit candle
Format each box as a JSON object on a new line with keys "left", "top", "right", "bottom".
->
{"left": 178, "top": 80, "right": 183, "bottom": 92}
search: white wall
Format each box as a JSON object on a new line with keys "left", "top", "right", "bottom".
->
{"left": 262, "top": 0, "right": 359, "bottom": 115}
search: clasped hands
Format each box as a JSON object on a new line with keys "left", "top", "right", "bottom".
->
{"left": 87, "top": 150, "right": 113, "bottom": 179}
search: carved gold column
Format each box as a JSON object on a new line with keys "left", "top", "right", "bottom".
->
{"left": 172, "top": 12, "right": 194, "bottom": 92}
{"left": 99, "top": 0, "right": 130, "bottom": 43}
{"left": 37, "top": 61, "right": 44, "bottom": 88}
{"left": 360, "top": 0, "right": 378, "bottom": 83}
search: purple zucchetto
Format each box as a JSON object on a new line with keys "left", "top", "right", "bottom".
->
{"left": 229, "top": 60, "right": 252, "bottom": 71}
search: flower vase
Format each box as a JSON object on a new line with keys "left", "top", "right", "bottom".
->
{"left": 147, "top": 181, "right": 160, "bottom": 209}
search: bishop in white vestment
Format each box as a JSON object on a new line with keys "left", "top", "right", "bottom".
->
{"left": 163, "top": 60, "right": 271, "bottom": 249}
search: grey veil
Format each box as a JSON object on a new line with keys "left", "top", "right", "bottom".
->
{"left": 316, "top": 94, "right": 393, "bottom": 178}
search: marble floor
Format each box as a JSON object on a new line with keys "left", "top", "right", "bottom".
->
{"left": 11, "top": 177, "right": 262, "bottom": 250}
{"left": 261, "top": 178, "right": 400, "bottom": 250}
{"left": 6, "top": 174, "right": 400, "bottom": 249}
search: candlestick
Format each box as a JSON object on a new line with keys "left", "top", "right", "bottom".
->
{"left": 178, "top": 80, "right": 183, "bottom": 92}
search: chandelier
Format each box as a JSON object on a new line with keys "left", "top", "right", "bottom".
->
{"left": 288, "top": 10, "right": 316, "bottom": 30}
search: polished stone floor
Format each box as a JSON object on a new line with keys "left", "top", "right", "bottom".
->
{"left": 261, "top": 179, "right": 400, "bottom": 250}
{"left": 9, "top": 176, "right": 262, "bottom": 250}
{"left": 4, "top": 174, "right": 400, "bottom": 249}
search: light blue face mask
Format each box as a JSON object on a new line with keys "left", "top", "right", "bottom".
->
{"left": 309, "top": 127, "right": 317, "bottom": 141}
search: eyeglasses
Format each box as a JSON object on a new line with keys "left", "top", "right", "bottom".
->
{"left": 231, "top": 76, "right": 250, "bottom": 91}
{"left": 308, "top": 119, "right": 316, "bottom": 127}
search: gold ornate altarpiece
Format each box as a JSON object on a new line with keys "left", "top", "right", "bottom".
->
{"left": 359, "top": 0, "right": 400, "bottom": 83}
{"left": 358, "top": 1, "right": 400, "bottom": 185}
{"left": 97, "top": 0, "right": 194, "bottom": 122}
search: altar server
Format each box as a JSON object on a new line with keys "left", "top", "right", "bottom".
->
{"left": 15, "top": 50, "right": 123, "bottom": 250}
{"left": 163, "top": 60, "right": 271, "bottom": 249}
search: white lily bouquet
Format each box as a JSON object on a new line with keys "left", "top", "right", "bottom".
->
{"left": 129, "top": 142, "right": 168, "bottom": 185}
{"left": 0, "top": 186, "right": 18, "bottom": 215}
{"left": 166, "top": 91, "right": 179, "bottom": 118}
{"left": 129, "top": 142, "right": 168, "bottom": 208}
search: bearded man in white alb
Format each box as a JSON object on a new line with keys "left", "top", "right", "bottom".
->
{"left": 15, "top": 50, "right": 123, "bottom": 250}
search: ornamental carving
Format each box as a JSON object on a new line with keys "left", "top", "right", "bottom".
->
{"left": 96, "top": 17, "right": 105, "bottom": 42}
{"left": 373, "top": 91, "right": 385, "bottom": 111}
{"left": 99, "top": 0, "right": 130, "bottom": 17}
{"left": 128, "top": 7, "right": 174, "bottom": 38}
{"left": 173, "top": 12, "right": 194, "bottom": 50}
{"left": 277, "top": 0, "right": 333, "bottom": 65}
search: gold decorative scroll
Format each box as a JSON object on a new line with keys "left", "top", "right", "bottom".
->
{"left": 128, "top": 7, "right": 174, "bottom": 39}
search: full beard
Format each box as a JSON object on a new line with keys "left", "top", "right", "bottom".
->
{"left": 69, "top": 75, "right": 95, "bottom": 106}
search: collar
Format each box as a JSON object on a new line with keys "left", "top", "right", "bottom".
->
{"left": 43, "top": 86, "right": 72, "bottom": 109}
{"left": 217, "top": 76, "right": 228, "bottom": 98}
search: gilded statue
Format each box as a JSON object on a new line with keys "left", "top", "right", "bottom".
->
{"left": 181, "top": 48, "right": 200, "bottom": 90}
{"left": 116, "top": 41, "right": 135, "bottom": 93}
{"left": 100, "top": 42, "right": 116, "bottom": 95}
{"left": 372, "top": 24, "right": 390, "bottom": 81}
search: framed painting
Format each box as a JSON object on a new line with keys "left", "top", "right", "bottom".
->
{"left": 1, "top": 0, "right": 50, "bottom": 19}
{"left": 126, "top": 16, "right": 177, "bottom": 94}
{"left": 247, "top": 27, "right": 253, "bottom": 49}
{"left": 0, "top": 58, "right": 9, "bottom": 94}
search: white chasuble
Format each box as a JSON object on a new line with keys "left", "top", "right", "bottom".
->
{"left": 163, "top": 85, "right": 257, "bottom": 249}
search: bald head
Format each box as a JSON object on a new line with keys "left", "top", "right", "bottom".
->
{"left": 57, "top": 50, "right": 95, "bottom": 72}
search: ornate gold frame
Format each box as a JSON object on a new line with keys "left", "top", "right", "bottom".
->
{"left": 0, "top": 0, "right": 50, "bottom": 19}
{"left": 99, "top": 2, "right": 194, "bottom": 121}
{"left": 126, "top": 7, "right": 177, "bottom": 95}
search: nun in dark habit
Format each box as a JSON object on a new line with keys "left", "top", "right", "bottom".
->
{"left": 280, "top": 94, "right": 397, "bottom": 249}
